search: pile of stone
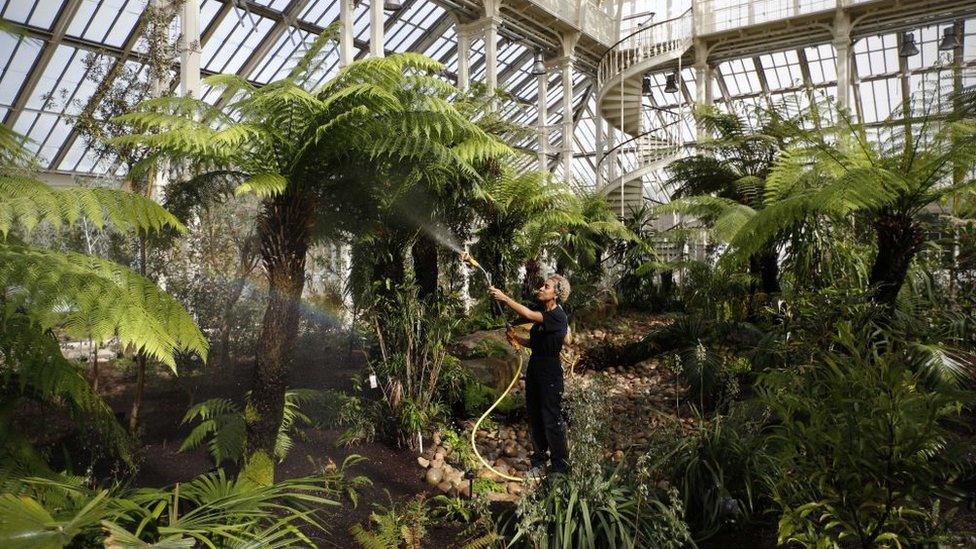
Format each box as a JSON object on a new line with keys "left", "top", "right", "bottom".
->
{"left": 418, "top": 430, "right": 521, "bottom": 502}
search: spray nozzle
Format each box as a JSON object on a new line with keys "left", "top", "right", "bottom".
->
{"left": 459, "top": 252, "right": 481, "bottom": 269}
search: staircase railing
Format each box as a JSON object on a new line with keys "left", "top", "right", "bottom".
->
{"left": 597, "top": 8, "right": 694, "bottom": 90}
{"left": 598, "top": 107, "right": 686, "bottom": 214}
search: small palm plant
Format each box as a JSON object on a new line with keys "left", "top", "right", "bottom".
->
{"left": 117, "top": 30, "right": 507, "bottom": 474}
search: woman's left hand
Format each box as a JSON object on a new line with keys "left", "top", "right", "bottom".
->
{"left": 488, "top": 286, "right": 508, "bottom": 303}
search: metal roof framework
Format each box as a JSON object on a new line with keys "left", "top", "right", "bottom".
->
{"left": 2, "top": 1, "right": 975, "bottom": 188}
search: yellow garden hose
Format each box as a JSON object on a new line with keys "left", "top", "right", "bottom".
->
{"left": 470, "top": 343, "right": 526, "bottom": 483}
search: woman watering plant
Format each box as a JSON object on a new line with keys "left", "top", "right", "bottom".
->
{"left": 489, "top": 275, "right": 571, "bottom": 476}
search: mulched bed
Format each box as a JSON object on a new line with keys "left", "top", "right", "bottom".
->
{"left": 96, "top": 331, "right": 461, "bottom": 548}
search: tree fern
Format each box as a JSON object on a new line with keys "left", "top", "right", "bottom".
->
{"left": 0, "top": 119, "right": 205, "bottom": 477}
{"left": 721, "top": 91, "right": 976, "bottom": 303}
{"left": 118, "top": 34, "right": 512, "bottom": 463}
{"left": 0, "top": 244, "right": 206, "bottom": 370}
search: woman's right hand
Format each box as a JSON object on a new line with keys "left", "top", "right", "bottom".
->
{"left": 488, "top": 286, "right": 509, "bottom": 303}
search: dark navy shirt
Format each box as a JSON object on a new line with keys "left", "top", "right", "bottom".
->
{"left": 528, "top": 305, "right": 568, "bottom": 364}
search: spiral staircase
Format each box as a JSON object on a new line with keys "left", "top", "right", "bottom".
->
{"left": 596, "top": 9, "right": 694, "bottom": 218}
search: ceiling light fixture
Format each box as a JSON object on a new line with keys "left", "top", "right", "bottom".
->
{"left": 664, "top": 72, "right": 679, "bottom": 93}
{"left": 530, "top": 51, "right": 547, "bottom": 76}
{"left": 938, "top": 26, "right": 960, "bottom": 51}
{"left": 899, "top": 31, "right": 919, "bottom": 57}
{"left": 642, "top": 74, "right": 652, "bottom": 95}
{"left": 383, "top": 0, "right": 403, "bottom": 11}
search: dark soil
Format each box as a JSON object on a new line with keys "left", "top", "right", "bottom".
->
{"left": 96, "top": 330, "right": 461, "bottom": 548}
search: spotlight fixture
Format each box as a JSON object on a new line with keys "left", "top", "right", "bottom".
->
{"left": 530, "top": 51, "right": 546, "bottom": 76}
{"left": 938, "top": 26, "right": 960, "bottom": 51}
{"left": 642, "top": 74, "right": 652, "bottom": 95}
{"left": 383, "top": 0, "right": 402, "bottom": 10}
{"left": 899, "top": 31, "right": 919, "bottom": 57}
{"left": 664, "top": 72, "right": 679, "bottom": 93}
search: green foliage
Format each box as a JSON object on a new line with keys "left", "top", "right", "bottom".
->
{"left": 431, "top": 493, "right": 501, "bottom": 548}
{"left": 504, "top": 378, "right": 695, "bottom": 548}
{"left": 645, "top": 405, "right": 771, "bottom": 539}
{"left": 0, "top": 122, "right": 203, "bottom": 479}
{"left": 350, "top": 491, "right": 430, "bottom": 549}
{"left": 759, "top": 324, "right": 971, "bottom": 547}
{"left": 179, "top": 389, "right": 323, "bottom": 465}
{"left": 0, "top": 464, "right": 361, "bottom": 548}
{"left": 440, "top": 429, "right": 477, "bottom": 471}
{"left": 360, "top": 285, "right": 462, "bottom": 448}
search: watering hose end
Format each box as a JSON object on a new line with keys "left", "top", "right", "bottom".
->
{"left": 459, "top": 252, "right": 481, "bottom": 269}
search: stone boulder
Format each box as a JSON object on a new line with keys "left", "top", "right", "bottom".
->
{"left": 449, "top": 328, "right": 524, "bottom": 392}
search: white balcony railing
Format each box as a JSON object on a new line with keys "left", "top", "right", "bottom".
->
{"left": 695, "top": 0, "right": 875, "bottom": 35}
{"left": 598, "top": 8, "right": 694, "bottom": 88}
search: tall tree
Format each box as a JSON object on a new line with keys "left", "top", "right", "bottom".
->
{"left": 118, "top": 35, "right": 507, "bottom": 475}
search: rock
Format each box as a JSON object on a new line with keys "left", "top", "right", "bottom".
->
{"left": 417, "top": 457, "right": 430, "bottom": 468}
{"left": 494, "top": 457, "right": 509, "bottom": 469}
{"left": 457, "top": 482, "right": 471, "bottom": 498}
{"left": 613, "top": 450, "right": 624, "bottom": 461}
{"left": 507, "top": 482, "right": 522, "bottom": 495}
{"left": 488, "top": 492, "right": 517, "bottom": 503}
{"left": 426, "top": 467, "right": 444, "bottom": 486}
{"left": 478, "top": 468, "right": 496, "bottom": 480}
{"left": 434, "top": 449, "right": 446, "bottom": 461}
{"left": 503, "top": 444, "right": 519, "bottom": 458}
{"left": 432, "top": 431, "right": 442, "bottom": 446}
{"left": 593, "top": 330, "right": 605, "bottom": 339}
{"left": 450, "top": 329, "right": 522, "bottom": 391}
{"left": 437, "top": 480, "right": 454, "bottom": 494}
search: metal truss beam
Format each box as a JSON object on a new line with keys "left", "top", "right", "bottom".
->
{"left": 2, "top": 0, "right": 83, "bottom": 130}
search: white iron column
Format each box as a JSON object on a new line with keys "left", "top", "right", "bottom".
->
{"left": 559, "top": 57, "right": 575, "bottom": 182}
{"left": 832, "top": 9, "right": 852, "bottom": 111}
{"left": 456, "top": 24, "right": 471, "bottom": 91}
{"left": 180, "top": 0, "right": 200, "bottom": 97}
{"left": 558, "top": 32, "right": 580, "bottom": 183}
{"left": 370, "top": 0, "right": 384, "bottom": 58}
{"left": 595, "top": 93, "right": 604, "bottom": 186}
{"left": 537, "top": 69, "right": 548, "bottom": 170}
{"left": 693, "top": 39, "right": 713, "bottom": 141}
{"left": 339, "top": 0, "right": 354, "bottom": 66}
{"left": 484, "top": 18, "right": 498, "bottom": 93}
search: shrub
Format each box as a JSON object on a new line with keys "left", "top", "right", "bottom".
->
{"left": 645, "top": 403, "right": 771, "bottom": 539}
{"left": 759, "top": 324, "right": 972, "bottom": 548}
{"left": 502, "top": 377, "right": 695, "bottom": 548}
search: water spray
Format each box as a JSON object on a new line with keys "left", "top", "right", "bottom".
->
{"left": 459, "top": 252, "right": 525, "bottom": 484}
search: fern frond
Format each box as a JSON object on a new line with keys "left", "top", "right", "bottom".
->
{"left": 0, "top": 175, "right": 185, "bottom": 236}
{"left": 0, "top": 244, "right": 208, "bottom": 369}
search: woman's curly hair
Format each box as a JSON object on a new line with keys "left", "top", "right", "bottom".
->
{"left": 548, "top": 274, "right": 571, "bottom": 303}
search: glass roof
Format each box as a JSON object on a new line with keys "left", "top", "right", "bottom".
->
{"left": 0, "top": 0, "right": 974, "bottom": 192}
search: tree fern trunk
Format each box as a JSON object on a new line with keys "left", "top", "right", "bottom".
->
{"left": 411, "top": 233, "right": 438, "bottom": 301}
{"left": 870, "top": 213, "right": 922, "bottom": 306}
{"left": 522, "top": 258, "right": 543, "bottom": 301}
{"left": 130, "top": 234, "right": 148, "bottom": 435}
{"left": 751, "top": 247, "right": 780, "bottom": 295}
{"left": 247, "top": 192, "right": 312, "bottom": 461}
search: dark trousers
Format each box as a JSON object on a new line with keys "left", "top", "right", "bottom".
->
{"left": 525, "top": 359, "right": 569, "bottom": 473}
